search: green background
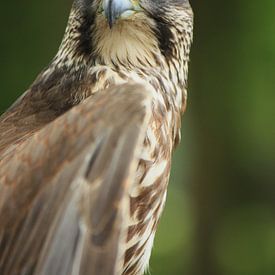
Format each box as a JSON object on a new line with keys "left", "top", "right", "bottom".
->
{"left": 0, "top": 1, "right": 274, "bottom": 274}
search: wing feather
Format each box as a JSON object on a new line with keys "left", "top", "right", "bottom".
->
{"left": 0, "top": 83, "right": 153, "bottom": 275}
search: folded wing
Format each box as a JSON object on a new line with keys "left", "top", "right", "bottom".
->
{"left": 0, "top": 83, "right": 152, "bottom": 275}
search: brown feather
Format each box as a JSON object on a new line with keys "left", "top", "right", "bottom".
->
{"left": 0, "top": 84, "right": 152, "bottom": 275}
{"left": 0, "top": 0, "right": 193, "bottom": 273}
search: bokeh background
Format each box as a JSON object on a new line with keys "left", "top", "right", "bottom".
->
{"left": 0, "top": 1, "right": 274, "bottom": 274}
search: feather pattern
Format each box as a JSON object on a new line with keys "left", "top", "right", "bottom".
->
{"left": 0, "top": 0, "right": 193, "bottom": 274}
{"left": 0, "top": 84, "right": 152, "bottom": 275}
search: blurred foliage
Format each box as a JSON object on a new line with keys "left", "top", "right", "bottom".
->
{"left": 0, "top": 1, "right": 274, "bottom": 274}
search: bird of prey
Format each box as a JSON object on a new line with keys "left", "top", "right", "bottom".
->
{"left": 0, "top": 0, "right": 193, "bottom": 274}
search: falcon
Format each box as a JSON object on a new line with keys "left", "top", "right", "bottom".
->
{"left": 0, "top": 0, "right": 193, "bottom": 274}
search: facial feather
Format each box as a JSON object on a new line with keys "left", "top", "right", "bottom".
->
{"left": 54, "top": 0, "right": 193, "bottom": 70}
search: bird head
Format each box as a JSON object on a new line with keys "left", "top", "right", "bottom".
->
{"left": 57, "top": 0, "right": 193, "bottom": 69}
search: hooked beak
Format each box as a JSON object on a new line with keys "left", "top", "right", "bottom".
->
{"left": 103, "top": 0, "right": 141, "bottom": 28}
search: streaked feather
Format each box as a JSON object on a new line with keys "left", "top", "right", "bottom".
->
{"left": 0, "top": 84, "right": 152, "bottom": 275}
{"left": 0, "top": 0, "right": 193, "bottom": 273}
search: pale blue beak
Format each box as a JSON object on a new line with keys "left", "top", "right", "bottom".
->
{"left": 103, "top": 0, "right": 141, "bottom": 28}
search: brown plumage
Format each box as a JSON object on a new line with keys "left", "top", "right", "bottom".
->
{"left": 0, "top": 0, "right": 193, "bottom": 274}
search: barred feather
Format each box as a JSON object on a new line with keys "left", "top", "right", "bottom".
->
{"left": 0, "top": 0, "right": 193, "bottom": 274}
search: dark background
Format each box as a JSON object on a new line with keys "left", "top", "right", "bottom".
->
{"left": 0, "top": 1, "right": 274, "bottom": 274}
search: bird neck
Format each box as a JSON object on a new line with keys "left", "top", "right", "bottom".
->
{"left": 46, "top": 4, "right": 192, "bottom": 117}
{"left": 53, "top": 5, "right": 158, "bottom": 69}
{"left": 52, "top": 4, "right": 191, "bottom": 78}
